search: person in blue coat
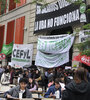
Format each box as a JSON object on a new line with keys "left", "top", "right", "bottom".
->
{"left": 44, "top": 78, "right": 61, "bottom": 98}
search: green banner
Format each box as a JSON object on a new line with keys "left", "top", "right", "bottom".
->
{"left": 1, "top": 42, "right": 13, "bottom": 55}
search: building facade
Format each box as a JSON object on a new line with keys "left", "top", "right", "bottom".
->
{"left": 0, "top": 0, "right": 90, "bottom": 67}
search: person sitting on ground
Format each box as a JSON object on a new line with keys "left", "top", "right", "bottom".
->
{"left": 44, "top": 78, "right": 61, "bottom": 98}
{"left": 27, "top": 77, "right": 37, "bottom": 92}
{"left": 32, "top": 69, "right": 41, "bottom": 81}
{"left": 62, "top": 67, "right": 90, "bottom": 100}
{"left": 1, "top": 69, "right": 10, "bottom": 85}
{"left": 23, "top": 69, "right": 30, "bottom": 80}
{"left": 4, "top": 78, "right": 32, "bottom": 98}
{"left": 59, "top": 74, "right": 65, "bottom": 91}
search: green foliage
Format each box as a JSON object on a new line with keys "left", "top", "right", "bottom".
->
{"left": 73, "top": 64, "right": 77, "bottom": 68}
{"left": 0, "top": 0, "right": 6, "bottom": 14}
{"left": 31, "top": 0, "right": 37, "bottom": 4}
{"left": 74, "top": 23, "right": 90, "bottom": 57}
{"left": 38, "top": 0, "right": 44, "bottom": 2}
{"left": 74, "top": 0, "right": 83, "bottom": 5}
{"left": 74, "top": 41, "right": 90, "bottom": 56}
{"left": 81, "top": 49, "right": 90, "bottom": 56}
{"left": 31, "top": 0, "right": 45, "bottom": 4}
{"left": 86, "top": 9, "right": 90, "bottom": 13}
{"left": 67, "top": 0, "right": 83, "bottom": 5}
{"left": 82, "top": 23, "right": 90, "bottom": 30}
{"left": 0, "top": 0, "right": 45, "bottom": 14}
{"left": 74, "top": 40, "right": 90, "bottom": 50}
{"left": 32, "top": 0, "right": 48, "bottom": 8}
{"left": 67, "top": 31, "right": 71, "bottom": 34}
{"left": 0, "top": 0, "right": 21, "bottom": 14}
{"left": 14, "top": 0, "right": 20, "bottom": 3}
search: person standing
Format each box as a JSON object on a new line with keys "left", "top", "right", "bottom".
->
{"left": 62, "top": 67, "right": 90, "bottom": 100}
{"left": 10, "top": 68, "right": 15, "bottom": 84}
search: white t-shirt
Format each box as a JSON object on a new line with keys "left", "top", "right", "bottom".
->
{"left": 59, "top": 82, "right": 65, "bottom": 89}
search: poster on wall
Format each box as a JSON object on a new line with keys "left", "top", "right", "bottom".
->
{"left": 11, "top": 44, "right": 33, "bottom": 67}
{"left": 73, "top": 54, "right": 90, "bottom": 66}
{"left": 35, "top": 34, "right": 74, "bottom": 68}
{"left": 34, "top": 0, "right": 86, "bottom": 33}
{"left": 1, "top": 42, "right": 13, "bottom": 55}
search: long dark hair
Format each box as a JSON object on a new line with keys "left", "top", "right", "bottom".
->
{"left": 27, "top": 78, "right": 37, "bottom": 89}
{"left": 74, "top": 67, "right": 88, "bottom": 83}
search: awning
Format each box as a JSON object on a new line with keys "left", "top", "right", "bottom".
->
{"left": 73, "top": 54, "right": 90, "bottom": 66}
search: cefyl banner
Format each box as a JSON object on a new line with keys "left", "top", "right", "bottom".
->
{"left": 34, "top": 0, "right": 86, "bottom": 33}
{"left": 1, "top": 42, "right": 13, "bottom": 55}
{"left": 35, "top": 34, "right": 74, "bottom": 68}
{"left": 11, "top": 44, "right": 33, "bottom": 67}
{"left": 37, "top": 34, "right": 74, "bottom": 54}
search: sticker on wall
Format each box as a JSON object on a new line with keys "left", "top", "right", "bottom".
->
{"left": 0, "top": 53, "right": 6, "bottom": 60}
{"left": 80, "top": 3, "right": 86, "bottom": 13}
{"left": 80, "top": 13, "right": 86, "bottom": 22}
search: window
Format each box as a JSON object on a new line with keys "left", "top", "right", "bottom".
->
{"left": 6, "top": 20, "right": 15, "bottom": 44}
{"left": 0, "top": 25, "right": 5, "bottom": 51}
{"left": 15, "top": 16, "right": 25, "bottom": 44}
{"left": 9, "top": 0, "right": 16, "bottom": 11}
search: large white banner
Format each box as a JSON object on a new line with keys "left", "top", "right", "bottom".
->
{"left": 35, "top": 34, "right": 74, "bottom": 68}
{"left": 37, "top": 34, "right": 74, "bottom": 54}
{"left": 11, "top": 44, "right": 33, "bottom": 67}
{"left": 35, "top": 51, "right": 69, "bottom": 68}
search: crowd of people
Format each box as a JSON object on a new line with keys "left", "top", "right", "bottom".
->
{"left": 0, "top": 65, "right": 90, "bottom": 100}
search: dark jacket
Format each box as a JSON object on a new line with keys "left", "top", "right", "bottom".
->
{"left": 4, "top": 86, "right": 32, "bottom": 98}
{"left": 44, "top": 85, "right": 61, "bottom": 98}
{"left": 62, "top": 80, "right": 90, "bottom": 100}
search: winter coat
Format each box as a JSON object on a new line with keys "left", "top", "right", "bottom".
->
{"left": 62, "top": 80, "right": 90, "bottom": 100}
{"left": 4, "top": 85, "right": 32, "bottom": 98}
